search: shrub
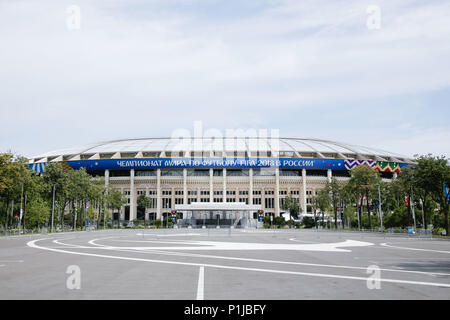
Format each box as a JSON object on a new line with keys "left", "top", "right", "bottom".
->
{"left": 302, "top": 217, "right": 315, "bottom": 229}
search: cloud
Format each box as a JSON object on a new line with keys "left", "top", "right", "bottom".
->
{"left": 0, "top": 0, "right": 449, "bottom": 158}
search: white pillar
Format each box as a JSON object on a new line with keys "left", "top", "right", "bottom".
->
{"left": 327, "top": 169, "right": 332, "bottom": 183}
{"left": 302, "top": 169, "right": 307, "bottom": 215}
{"left": 183, "top": 168, "right": 188, "bottom": 205}
{"left": 130, "top": 169, "right": 136, "bottom": 221}
{"left": 157, "top": 169, "right": 162, "bottom": 219}
{"left": 209, "top": 168, "right": 214, "bottom": 202}
{"left": 223, "top": 169, "right": 227, "bottom": 202}
{"left": 104, "top": 169, "right": 109, "bottom": 189}
{"left": 275, "top": 168, "right": 280, "bottom": 216}
{"left": 249, "top": 168, "right": 253, "bottom": 205}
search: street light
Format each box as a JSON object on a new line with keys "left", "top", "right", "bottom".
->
{"left": 51, "top": 184, "right": 56, "bottom": 233}
{"left": 375, "top": 184, "right": 383, "bottom": 232}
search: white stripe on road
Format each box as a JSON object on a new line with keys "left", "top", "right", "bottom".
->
{"left": 380, "top": 243, "right": 450, "bottom": 254}
{"left": 197, "top": 266, "right": 205, "bottom": 300}
{"left": 27, "top": 238, "right": 450, "bottom": 289}
{"left": 52, "top": 237, "right": 450, "bottom": 277}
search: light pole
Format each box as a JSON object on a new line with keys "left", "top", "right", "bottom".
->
{"left": 51, "top": 184, "right": 56, "bottom": 233}
{"left": 375, "top": 184, "right": 383, "bottom": 232}
{"left": 411, "top": 187, "right": 417, "bottom": 230}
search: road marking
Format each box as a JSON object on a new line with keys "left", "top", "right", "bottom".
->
{"left": 82, "top": 238, "right": 375, "bottom": 252}
{"left": 52, "top": 237, "right": 450, "bottom": 277}
{"left": 136, "top": 233, "right": 201, "bottom": 237}
{"left": 380, "top": 243, "right": 450, "bottom": 254}
{"left": 289, "top": 238, "right": 319, "bottom": 243}
{"left": 27, "top": 238, "right": 450, "bottom": 289}
{"left": 196, "top": 266, "right": 205, "bottom": 300}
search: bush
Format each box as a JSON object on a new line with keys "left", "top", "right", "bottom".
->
{"left": 152, "top": 220, "right": 162, "bottom": 227}
{"left": 302, "top": 217, "right": 315, "bottom": 229}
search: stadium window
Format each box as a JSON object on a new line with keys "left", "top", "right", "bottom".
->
{"left": 253, "top": 198, "right": 262, "bottom": 205}
{"left": 239, "top": 198, "right": 249, "bottom": 204}
{"left": 265, "top": 198, "right": 274, "bottom": 208}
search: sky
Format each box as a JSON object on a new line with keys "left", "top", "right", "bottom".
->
{"left": 1, "top": 0, "right": 449, "bottom": 159}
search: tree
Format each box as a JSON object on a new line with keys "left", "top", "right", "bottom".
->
{"left": 412, "top": 155, "right": 450, "bottom": 235}
{"left": 347, "top": 165, "right": 381, "bottom": 230}
{"left": 325, "top": 178, "right": 342, "bottom": 229}
{"left": 0, "top": 154, "right": 29, "bottom": 231}
{"left": 137, "top": 194, "right": 152, "bottom": 221}
{"left": 105, "top": 188, "right": 127, "bottom": 228}
{"left": 281, "top": 195, "right": 300, "bottom": 223}
{"left": 312, "top": 188, "right": 332, "bottom": 228}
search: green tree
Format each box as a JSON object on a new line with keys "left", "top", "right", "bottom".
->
{"left": 105, "top": 188, "right": 127, "bottom": 228}
{"left": 281, "top": 195, "right": 300, "bottom": 223}
{"left": 347, "top": 165, "right": 381, "bottom": 230}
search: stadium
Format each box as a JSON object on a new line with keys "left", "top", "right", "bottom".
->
{"left": 28, "top": 137, "right": 413, "bottom": 226}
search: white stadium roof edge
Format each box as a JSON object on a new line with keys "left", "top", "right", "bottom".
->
{"left": 29, "top": 137, "right": 414, "bottom": 164}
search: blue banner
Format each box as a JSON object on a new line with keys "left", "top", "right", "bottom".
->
{"left": 30, "top": 157, "right": 348, "bottom": 171}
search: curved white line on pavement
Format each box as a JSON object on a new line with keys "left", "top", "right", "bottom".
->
{"left": 136, "top": 233, "right": 202, "bottom": 237}
{"left": 82, "top": 238, "right": 375, "bottom": 252}
{"left": 26, "top": 238, "right": 450, "bottom": 288}
{"left": 380, "top": 243, "right": 450, "bottom": 254}
{"left": 86, "top": 239, "right": 450, "bottom": 277}
{"left": 53, "top": 238, "right": 86, "bottom": 248}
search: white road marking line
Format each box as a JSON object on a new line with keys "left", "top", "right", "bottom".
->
{"left": 136, "top": 233, "right": 201, "bottom": 237}
{"left": 380, "top": 243, "right": 450, "bottom": 254}
{"left": 196, "top": 266, "right": 205, "bottom": 300}
{"left": 84, "top": 237, "right": 450, "bottom": 277}
{"left": 82, "top": 238, "right": 375, "bottom": 252}
{"left": 27, "top": 238, "right": 450, "bottom": 289}
{"left": 289, "top": 238, "right": 319, "bottom": 244}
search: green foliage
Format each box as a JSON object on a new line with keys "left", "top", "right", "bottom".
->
{"left": 26, "top": 198, "right": 50, "bottom": 229}
{"left": 302, "top": 216, "right": 315, "bottom": 228}
{"left": 281, "top": 195, "right": 300, "bottom": 220}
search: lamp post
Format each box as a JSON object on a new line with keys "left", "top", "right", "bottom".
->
{"left": 51, "top": 184, "right": 56, "bottom": 233}
{"left": 411, "top": 187, "right": 417, "bottom": 230}
{"left": 375, "top": 184, "right": 383, "bottom": 232}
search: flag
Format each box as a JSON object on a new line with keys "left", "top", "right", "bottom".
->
{"left": 404, "top": 196, "right": 409, "bottom": 207}
{"left": 445, "top": 183, "right": 450, "bottom": 204}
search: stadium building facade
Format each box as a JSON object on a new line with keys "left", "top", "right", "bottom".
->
{"left": 28, "top": 137, "right": 413, "bottom": 222}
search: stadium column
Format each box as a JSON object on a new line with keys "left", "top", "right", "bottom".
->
{"left": 183, "top": 169, "right": 187, "bottom": 205}
{"left": 327, "top": 169, "right": 332, "bottom": 183}
{"left": 249, "top": 168, "right": 253, "bottom": 205}
{"left": 130, "top": 169, "right": 136, "bottom": 221}
{"left": 223, "top": 169, "right": 227, "bottom": 202}
{"left": 275, "top": 168, "right": 280, "bottom": 216}
{"left": 157, "top": 169, "right": 162, "bottom": 219}
{"left": 302, "top": 169, "right": 307, "bottom": 215}
{"left": 104, "top": 169, "right": 109, "bottom": 189}
{"left": 209, "top": 168, "right": 214, "bottom": 202}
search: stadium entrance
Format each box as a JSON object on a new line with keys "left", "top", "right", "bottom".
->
{"left": 175, "top": 202, "right": 262, "bottom": 228}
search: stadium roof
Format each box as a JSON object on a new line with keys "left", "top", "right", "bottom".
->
{"left": 29, "top": 137, "right": 414, "bottom": 164}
